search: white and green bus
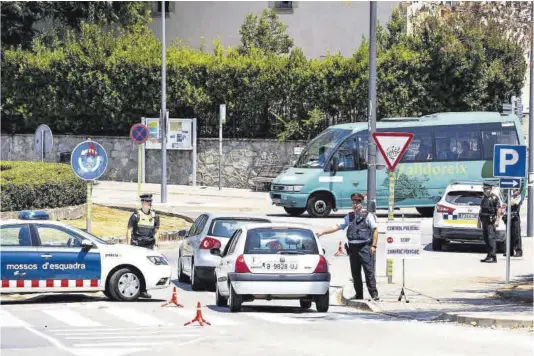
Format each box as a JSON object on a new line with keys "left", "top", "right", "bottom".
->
{"left": 269, "top": 112, "right": 526, "bottom": 218}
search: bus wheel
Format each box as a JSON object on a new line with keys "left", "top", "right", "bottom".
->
{"left": 416, "top": 207, "right": 434, "bottom": 217}
{"left": 307, "top": 193, "right": 333, "bottom": 218}
{"left": 284, "top": 207, "right": 306, "bottom": 216}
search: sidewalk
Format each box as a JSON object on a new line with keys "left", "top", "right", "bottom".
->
{"left": 341, "top": 274, "right": 533, "bottom": 329}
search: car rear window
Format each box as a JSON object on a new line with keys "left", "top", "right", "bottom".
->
{"left": 445, "top": 191, "right": 484, "bottom": 206}
{"left": 244, "top": 227, "right": 319, "bottom": 255}
{"left": 208, "top": 218, "right": 270, "bottom": 238}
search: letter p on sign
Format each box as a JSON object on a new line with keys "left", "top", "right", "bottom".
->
{"left": 493, "top": 144, "right": 527, "bottom": 179}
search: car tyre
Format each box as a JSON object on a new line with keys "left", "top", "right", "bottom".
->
{"left": 284, "top": 207, "right": 306, "bottom": 217}
{"left": 432, "top": 237, "right": 443, "bottom": 251}
{"left": 299, "top": 299, "right": 312, "bottom": 309}
{"left": 307, "top": 193, "right": 333, "bottom": 218}
{"left": 108, "top": 267, "right": 142, "bottom": 302}
{"left": 215, "top": 283, "right": 228, "bottom": 307}
{"left": 228, "top": 283, "right": 242, "bottom": 312}
{"left": 177, "top": 256, "right": 189, "bottom": 283}
{"left": 315, "top": 292, "right": 329, "bottom": 312}
{"left": 103, "top": 289, "right": 112, "bottom": 300}
{"left": 191, "top": 261, "right": 203, "bottom": 291}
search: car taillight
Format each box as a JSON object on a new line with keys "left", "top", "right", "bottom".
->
{"left": 436, "top": 204, "right": 455, "bottom": 214}
{"left": 235, "top": 255, "right": 251, "bottom": 273}
{"left": 313, "top": 255, "right": 328, "bottom": 273}
{"left": 199, "top": 236, "right": 221, "bottom": 250}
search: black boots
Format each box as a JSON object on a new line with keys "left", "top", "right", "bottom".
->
{"left": 480, "top": 255, "right": 497, "bottom": 263}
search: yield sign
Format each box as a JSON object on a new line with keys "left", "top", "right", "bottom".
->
{"left": 372, "top": 132, "right": 414, "bottom": 171}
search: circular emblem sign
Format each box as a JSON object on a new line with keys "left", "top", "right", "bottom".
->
{"left": 130, "top": 123, "right": 149, "bottom": 145}
{"left": 71, "top": 140, "right": 108, "bottom": 181}
{"left": 387, "top": 237, "right": 393, "bottom": 244}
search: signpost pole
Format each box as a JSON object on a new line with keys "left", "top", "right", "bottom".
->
{"left": 528, "top": 0, "right": 534, "bottom": 238}
{"left": 219, "top": 104, "right": 226, "bottom": 191}
{"left": 138, "top": 144, "right": 142, "bottom": 197}
{"left": 86, "top": 181, "right": 92, "bottom": 233}
{"left": 506, "top": 188, "right": 511, "bottom": 283}
{"left": 387, "top": 169, "right": 395, "bottom": 284}
{"left": 366, "top": 1, "right": 378, "bottom": 215}
{"left": 160, "top": 0, "right": 168, "bottom": 204}
{"left": 141, "top": 117, "right": 146, "bottom": 184}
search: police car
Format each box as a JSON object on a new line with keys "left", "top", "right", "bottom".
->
{"left": 1, "top": 211, "right": 172, "bottom": 301}
{"left": 432, "top": 181, "right": 506, "bottom": 251}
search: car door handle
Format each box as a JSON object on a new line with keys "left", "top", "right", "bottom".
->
{"left": 40, "top": 254, "right": 52, "bottom": 258}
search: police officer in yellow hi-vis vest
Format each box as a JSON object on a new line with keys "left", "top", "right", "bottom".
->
{"left": 127, "top": 194, "right": 160, "bottom": 249}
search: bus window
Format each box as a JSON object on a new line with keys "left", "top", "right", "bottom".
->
{"left": 481, "top": 127, "right": 519, "bottom": 159}
{"left": 295, "top": 128, "right": 352, "bottom": 168}
{"left": 383, "top": 126, "right": 433, "bottom": 162}
{"left": 434, "top": 125, "right": 481, "bottom": 161}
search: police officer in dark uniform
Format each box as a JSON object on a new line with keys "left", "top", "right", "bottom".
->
{"left": 317, "top": 193, "right": 379, "bottom": 301}
{"left": 503, "top": 189, "right": 523, "bottom": 257}
{"left": 477, "top": 182, "right": 501, "bottom": 263}
{"left": 127, "top": 194, "right": 160, "bottom": 298}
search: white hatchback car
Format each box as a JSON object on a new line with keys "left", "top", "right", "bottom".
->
{"left": 432, "top": 181, "right": 506, "bottom": 251}
{"left": 211, "top": 223, "right": 331, "bottom": 313}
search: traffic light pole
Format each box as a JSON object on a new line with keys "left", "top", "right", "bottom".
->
{"left": 528, "top": 1, "right": 534, "bottom": 237}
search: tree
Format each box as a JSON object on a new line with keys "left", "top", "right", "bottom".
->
{"left": 238, "top": 9, "right": 294, "bottom": 55}
{"left": 1, "top": 1, "right": 150, "bottom": 49}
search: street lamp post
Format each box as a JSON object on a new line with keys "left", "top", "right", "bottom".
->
{"left": 161, "top": 0, "right": 167, "bottom": 203}
{"left": 528, "top": 1, "right": 534, "bottom": 237}
{"left": 367, "top": 1, "right": 377, "bottom": 214}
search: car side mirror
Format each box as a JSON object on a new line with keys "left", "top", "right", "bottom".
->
{"left": 322, "top": 248, "right": 326, "bottom": 255}
{"left": 81, "top": 239, "right": 94, "bottom": 249}
{"left": 210, "top": 248, "right": 221, "bottom": 257}
{"left": 178, "top": 229, "right": 187, "bottom": 237}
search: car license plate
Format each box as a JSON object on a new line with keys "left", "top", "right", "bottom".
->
{"left": 262, "top": 262, "right": 298, "bottom": 271}
{"left": 459, "top": 213, "right": 478, "bottom": 220}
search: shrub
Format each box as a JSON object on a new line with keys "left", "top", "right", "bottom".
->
{"left": 0, "top": 161, "right": 86, "bottom": 212}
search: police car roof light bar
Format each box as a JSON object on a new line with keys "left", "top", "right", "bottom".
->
{"left": 450, "top": 179, "right": 498, "bottom": 186}
{"left": 18, "top": 210, "right": 50, "bottom": 220}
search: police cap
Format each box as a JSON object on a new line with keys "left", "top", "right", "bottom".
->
{"left": 140, "top": 193, "right": 153, "bottom": 202}
{"left": 351, "top": 193, "right": 365, "bottom": 202}
{"left": 483, "top": 181, "right": 495, "bottom": 189}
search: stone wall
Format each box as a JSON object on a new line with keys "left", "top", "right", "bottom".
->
{"left": 0, "top": 134, "right": 307, "bottom": 189}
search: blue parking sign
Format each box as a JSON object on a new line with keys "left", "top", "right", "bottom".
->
{"left": 493, "top": 144, "right": 527, "bottom": 178}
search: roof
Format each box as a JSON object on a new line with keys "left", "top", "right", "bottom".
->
{"left": 241, "top": 222, "right": 314, "bottom": 231}
{"left": 203, "top": 212, "right": 272, "bottom": 220}
{"left": 330, "top": 112, "right": 521, "bottom": 131}
{"left": 0, "top": 219, "right": 68, "bottom": 226}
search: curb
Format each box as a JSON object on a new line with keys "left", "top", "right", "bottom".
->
{"left": 340, "top": 287, "right": 381, "bottom": 313}
{"left": 440, "top": 312, "right": 534, "bottom": 329}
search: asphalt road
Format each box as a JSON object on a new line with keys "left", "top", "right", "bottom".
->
{"left": 2, "top": 210, "right": 532, "bottom": 356}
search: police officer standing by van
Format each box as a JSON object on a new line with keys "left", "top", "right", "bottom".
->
{"left": 503, "top": 188, "right": 523, "bottom": 258}
{"left": 477, "top": 182, "right": 501, "bottom": 263}
{"left": 317, "top": 193, "right": 379, "bottom": 301}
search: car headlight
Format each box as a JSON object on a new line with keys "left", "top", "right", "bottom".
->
{"left": 147, "top": 256, "right": 169, "bottom": 265}
{"left": 293, "top": 185, "right": 304, "bottom": 192}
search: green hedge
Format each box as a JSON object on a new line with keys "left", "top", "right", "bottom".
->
{"left": 0, "top": 161, "right": 86, "bottom": 212}
{"left": 0, "top": 11, "right": 526, "bottom": 139}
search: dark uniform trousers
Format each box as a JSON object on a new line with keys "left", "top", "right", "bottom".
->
{"left": 481, "top": 219, "right": 497, "bottom": 257}
{"left": 506, "top": 215, "right": 523, "bottom": 254}
{"left": 348, "top": 242, "right": 378, "bottom": 299}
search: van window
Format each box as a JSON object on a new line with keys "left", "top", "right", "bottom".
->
{"left": 434, "top": 125, "right": 482, "bottom": 161}
{"left": 481, "top": 127, "right": 519, "bottom": 159}
{"left": 244, "top": 227, "right": 319, "bottom": 255}
{"left": 295, "top": 128, "right": 352, "bottom": 168}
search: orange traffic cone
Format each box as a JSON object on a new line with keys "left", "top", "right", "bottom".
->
{"left": 184, "top": 302, "right": 211, "bottom": 327}
{"left": 334, "top": 241, "right": 347, "bottom": 256}
{"left": 161, "top": 286, "right": 184, "bottom": 307}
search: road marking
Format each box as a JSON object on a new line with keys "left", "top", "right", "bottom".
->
{"left": 73, "top": 342, "right": 173, "bottom": 348}
{"left": 167, "top": 308, "right": 240, "bottom": 326}
{"left": 104, "top": 307, "right": 173, "bottom": 326}
{"left": 243, "top": 312, "right": 310, "bottom": 324}
{"left": 53, "top": 329, "right": 182, "bottom": 336}
{"left": 43, "top": 309, "right": 102, "bottom": 327}
{"left": 65, "top": 334, "right": 200, "bottom": 340}
{"left": 0, "top": 309, "right": 26, "bottom": 327}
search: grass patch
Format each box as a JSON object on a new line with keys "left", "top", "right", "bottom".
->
{"left": 67, "top": 205, "right": 189, "bottom": 238}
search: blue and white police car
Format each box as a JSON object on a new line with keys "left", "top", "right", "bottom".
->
{"left": 1, "top": 211, "right": 172, "bottom": 301}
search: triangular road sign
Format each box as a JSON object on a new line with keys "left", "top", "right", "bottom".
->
{"left": 372, "top": 132, "right": 414, "bottom": 171}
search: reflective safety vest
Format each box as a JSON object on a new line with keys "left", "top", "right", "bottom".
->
{"left": 132, "top": 209, "right": 156, "bottom": 244}
{"left": 346, "top": 212, "right": 371, "bottom": 244}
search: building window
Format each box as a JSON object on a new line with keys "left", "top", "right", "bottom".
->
{"left": 273, "top": 1, "right": 294, "bottom": 12}
{"left": 152, "top": 1, "right": 173, "bottom": 16}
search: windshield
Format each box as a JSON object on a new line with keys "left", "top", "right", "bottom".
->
{"left": 209, "top": 218, "right": 270, "bottom": 238}
{"left": 295, "top": 128, "right": 352, "bottom": 168}
{"left": 68, "top": 225, "right": 111, "bottom": 245}
{"left": 244, "top": 227, "right": 319, "bottom": 255}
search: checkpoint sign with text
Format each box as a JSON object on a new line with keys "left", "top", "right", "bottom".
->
{"left": 71, "top": 140, "right": 108, "bottom": 181}
{"left": 493, "top": 144, "right": 527, "bottom": 179}
{"left": 130, "top": 123, "right": 149, "bottom": 145}
{"left": 385, "top": 221, "right": 422, "bottom": 259}
{"left": 372, "top": 132, "right": 414, "bottom": 171}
